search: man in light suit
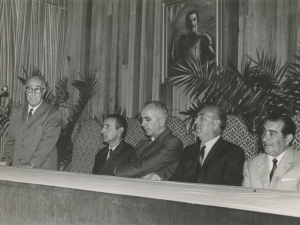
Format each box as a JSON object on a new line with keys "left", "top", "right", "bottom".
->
{"left": 92, "top": 114, "right": 135, "bottom": 176}
{"left": 115, "top": 101, "right": 183, "bottom": 180}
{"left": 171, "top": 106, "right": 245, "bottom": 186}
{"left": 242, "top": 115, "right": 300, "bottom": 191}
{"left": 0, "top": 76, "right": 62, "bottom": 170}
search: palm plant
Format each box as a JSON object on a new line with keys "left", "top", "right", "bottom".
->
{"left": 167, "top": 48, "right": 300, "bottom": 133}
{"left": 57, "top": 71, "right": 98, "bottom": 170}
{"left": 93, "top": 106, "right": 127, "bottom": 124}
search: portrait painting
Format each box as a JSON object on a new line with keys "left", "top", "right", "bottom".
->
{"left": 162, "top": 0, "right": 221, "bottom": 81}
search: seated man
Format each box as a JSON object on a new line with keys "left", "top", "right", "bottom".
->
{"left": 115, "top": 101, "right": 183, "bottom": 180}
{"left": 0, "top": 76, "right": 62, "bottom": 170}
{"left": 242, "top": 115, "right": 300, "bottom": 191}
{"left": 92, "top": 114, "right": 135, "bottom": 176}
{"left": 171, "top": 106, "right": 245, "bottom": 186}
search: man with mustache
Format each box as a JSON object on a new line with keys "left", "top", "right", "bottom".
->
{"left": 171, "top": 105, "right": 245, "bottom": 185}
{"left": 115, "top": 101, "right": 183, "bottom": 180}
{"left": 92, "top": 114, "right": 135, "bottom": 176}
{"left": 242, "top": 115, "right": 300, "bottom": 191}
{"left": 171, "top": 10, "right": 215, "bottom": 71}
{"left": 0, "top": 76, "right": 62, "bottom": 170}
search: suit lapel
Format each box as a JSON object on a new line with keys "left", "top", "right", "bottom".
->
{"left": 269, "top": 149, "right": 293, "bottom": 189}
{"left": 102, "top": 141, "right": 125, "bottom": 171}
{"left": 139, "top": 128, "right": 172, "bottom": 158}
{"left": 26, "top": 101, "right": 47, "bottom": 128}
{"left": 257, "top": 154, "right": 270, "bottom": 189}
{"left": 21, "top": 103, "right": 30, "bottom": 130}
{"left": 201, "top": 138, "right": 224, "bottom": 169}
{"left": 99, "top": 146, "right": 109, "bottom": 173}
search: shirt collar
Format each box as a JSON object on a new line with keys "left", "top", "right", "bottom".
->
{"left": 109, "top": 142, "right": 120, "bottom": 151}
{"left": 202, "top": 135, "right": 221, "bottom": 160}
{"left": 28, "top": 100, "right": 43, "bottom": 115}
{"left": 267, "top": 150, "right": 286, "bottom": 171}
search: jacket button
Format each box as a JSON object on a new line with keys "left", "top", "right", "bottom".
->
{"left": 21, "top": 145, "right": 24, "bottom": 148}
{"left": 18, "top": 158, "right": 21, "bottom": 161}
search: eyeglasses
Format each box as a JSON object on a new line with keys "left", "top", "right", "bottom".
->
{"left": 196, "top": 114, "right": 215, "bottom": 122}
{"left": 25, "top": 87, "right": 45, "bottom": 94}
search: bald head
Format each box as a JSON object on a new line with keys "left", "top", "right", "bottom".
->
{"left": 140, "top": 101, "right": 168, "bottom": 138}
{"left": 25, "top": 76, "right": 46, "bottom": 88}
{"left": 194, "top": 106, "right": 227, "bottom": 142}
{"left": 25, "top": 76, "right": 46, "bottom": 107}
{"left": 200, "top": 106, "right": 227, "bottom": 131}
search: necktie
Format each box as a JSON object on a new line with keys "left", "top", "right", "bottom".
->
{"left": 28, "top": 108, "right": 33, "bottom": 122}
{"left": 199, "top": 144, "right": 206, "bottom": 165}
{"left": 270, "top": 158, "right": 278, "bottom": 181}
{"left": 107, "top": 148, "right": 113, "bottom": 160}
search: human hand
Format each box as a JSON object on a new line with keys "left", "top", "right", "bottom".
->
{"left": 142, "top": 173, "right": 162, "bottom": 181}
{"left": 16, "top": 163, "right": 37, "bottom": 169}
{"left": 0, "top": 161, "right": 8, "bottom": 166}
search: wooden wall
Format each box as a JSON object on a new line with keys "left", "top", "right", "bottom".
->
{"left": 237, "top": 0, "right": 300, "bottom": 67}
{"left": 63, "top": 0, "right": 163, "bottom": 119}
{"left": 1, "top": 0, "right": 300, "bottom": 120}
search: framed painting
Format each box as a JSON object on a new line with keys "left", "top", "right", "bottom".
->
{"left": 162, "top": 0, "right": 223, "bottom": 82}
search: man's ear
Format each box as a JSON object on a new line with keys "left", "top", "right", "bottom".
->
{"left": 118, "top": 127, "right": 124, "bottom": 137}
{"left": 159, "top": 117, "right": 166, "bottom": 127}
{"left": 213, "top": 120, "right": 221, "bottom": 131}
{"left": 42, "top": 88, "right": 46, "bottom": 98}
{"left": 285, "top": 134, "right": 293, "bottom": 146}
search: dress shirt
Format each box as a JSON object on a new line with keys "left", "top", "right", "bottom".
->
{"left": 28, "top": 100, "right": 43, "bottom": 115}
{"left": 106, "top": 143, "right": 120, "bottom": 159}
{"left": 202, "top": 135, "right": 221, "bottom": 163}
{"left": 267, "top": 151, "right": 285, "bottom": 172}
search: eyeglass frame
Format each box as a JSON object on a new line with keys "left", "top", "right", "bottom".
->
{"left": 25, "top": 87, "right": 45, "bottom": 94}
{"left": 196, "top": 113, "right": 216, "bottom": 123}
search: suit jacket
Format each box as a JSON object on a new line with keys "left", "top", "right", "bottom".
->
{"left": 2, "top": 101, "right": 62, "bottom": 170}
{"left": 92, "top": 140, "right": 135, "bottom": 176}
{"left": 171, "top": 137, "right": 245, "bottom": 186}
{"left": 115, "top": 128, "right": 183, "bottom": 180}
{"left": 242, "top": 148, "right": 300, "bottom": 191}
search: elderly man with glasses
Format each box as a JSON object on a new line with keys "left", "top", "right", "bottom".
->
{"left": 171, "top": 105, "right": 245, "bottom": 186}
{"left": 0, "top": 76, "right": 62, "bottom": 170}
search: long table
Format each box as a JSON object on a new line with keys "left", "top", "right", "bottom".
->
{"left": 0, "top": 166, "right": 300, "bottom": 224}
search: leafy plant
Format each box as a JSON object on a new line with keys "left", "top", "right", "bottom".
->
{"left": 167, "top": 48, "right": 300, "bottom": 133}
{"left": 93, "top": 106, "right": 127, "bottom": 124}
{"left": 0, "top": 98, "right": 15, "bottom": 138}
{"left": 57, "top": 71, "right": 98, "bottom": 170}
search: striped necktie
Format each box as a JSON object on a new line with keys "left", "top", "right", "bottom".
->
{"left": 199, "top": 144, "right": 206, "bottom": 165}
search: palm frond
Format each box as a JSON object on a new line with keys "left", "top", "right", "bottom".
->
{"left": 168, "top": 50, "right": 299, "bottom": 133}
{"left": 57, "top": 71, "right": 98, "bottom": 169}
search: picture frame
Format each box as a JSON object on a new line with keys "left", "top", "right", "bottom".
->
{"left": 162, "top": 0, "right": 223, "bottom": 83}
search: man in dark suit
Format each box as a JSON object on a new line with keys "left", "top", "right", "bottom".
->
{"left": 242, "top": 115, "right": 300, "bottom": 191}
{"left": 92, "top": 114, "right": 135, "bottom": 176}
{"left": 171, "top": 106, "right": 245, "bottom": 186}
{"left": 0, "top": 76, "right": 62, "bottom": 170}
{"left": 115, "top": 101, "right": 183, "bottom": 180}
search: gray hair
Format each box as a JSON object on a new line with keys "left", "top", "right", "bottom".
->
{"left": 145, "top": 101, "right": 168, "bottom": 120}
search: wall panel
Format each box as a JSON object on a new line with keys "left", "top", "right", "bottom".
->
{"left": 1, "top": 0, "right": 300, "bottom": 125}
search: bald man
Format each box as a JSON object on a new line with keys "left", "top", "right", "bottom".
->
{"left": 1, "top": 76, "right": 62, "bottom": 170}
{"left": 115, "top": 101, "right": 183, "bottom": 180}
{"left": 171, "top": 106, "right": 245, "bottom": 186}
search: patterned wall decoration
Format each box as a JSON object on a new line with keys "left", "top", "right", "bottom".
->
{"left": 291, "top": 114, "right": 300, "bottom": 152}
{"left": 71, "top": 115, "right": 259, "bottom": 174}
